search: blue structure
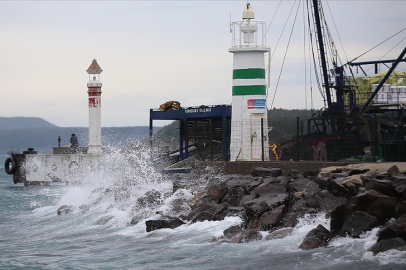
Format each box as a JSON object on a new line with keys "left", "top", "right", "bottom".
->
{"left": 149, "top": 105, "right": 232, "bottom": 161}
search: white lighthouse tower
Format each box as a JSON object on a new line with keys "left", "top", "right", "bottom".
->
{"left": 86, "top": 59, "right": 103, "bottom": 155}
{"left": 229, "top": 2, "right": 270, "bottom": 161}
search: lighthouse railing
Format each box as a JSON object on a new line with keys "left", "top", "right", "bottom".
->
{"left": 230, "top": 21, "right": 266, "bottom": 48}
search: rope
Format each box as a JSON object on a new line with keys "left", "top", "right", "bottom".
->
{"left": 325, "top": 0, "right": 349, "bottom": 65}
{"left": 270, "top": 0, "right": 298, "bottom": 61}
{"left": 270, "top": 0, "right": 301, "bottom": 109}
{"left": 365, "top": 36, "right": 406, "bottom": 73}
{"left": 347, "top": 27, "right": 406, "bottom": 65}
{"left": 262, "top": 0, "right": 282, "bottom": 45}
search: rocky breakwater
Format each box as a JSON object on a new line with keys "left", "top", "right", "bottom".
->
{"left": 146, "top": 164, "right": 406, "bottom": 254}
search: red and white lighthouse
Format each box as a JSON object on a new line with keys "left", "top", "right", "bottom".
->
{"left": 86, "top": 59, "right": 103, "bottom": 155}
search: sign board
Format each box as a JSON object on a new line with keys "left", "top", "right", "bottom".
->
{"left": 247, "top": 99, "right": 266, "bottom": 109}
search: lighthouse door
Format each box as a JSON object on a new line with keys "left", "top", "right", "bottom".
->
{"left": 250, "top": 113, "right": 265, "bottom": 160}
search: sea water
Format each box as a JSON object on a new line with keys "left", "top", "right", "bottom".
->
{"left": 1, "top": 153, "right": 405, "bottom": 270}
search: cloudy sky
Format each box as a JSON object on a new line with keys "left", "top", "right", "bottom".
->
{"left": 1, "top": 0, "right": 405, "bottom": 127}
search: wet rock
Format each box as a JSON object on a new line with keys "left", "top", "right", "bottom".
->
{"left": 137, "top": 190, "right": 162, "bottom": 208}
{"left": 226, "top": 176, "right": 257, "bottom": 189}
{"left": 207, "top": 184, "right": 227, "bottom": 202}
{"left": 242, "top": 193, "right": 287, "bottom": 209}
{"left": 95, "top": 215, "right": 114, "bottom": 225}
{"left": 244, "top": 201, "right": 269, "bottom": 218}
{"left": 369, "top": 237, "right": 406, "bottom": 255}
{"left": 233, "top": 229, "right": 263, "bottom": 243}
{"left": 339, "top": 211, "right": 381, "bottom": 238}
{"left": 145, "top": 217, "right": 185, "bottom": 232}
{"left": 187, "top": 190, "right": 211, "bottom": 209}
{"left": 299, "top": 225, "right": 332, "bottom": 250}
{"left": 190, "top": 211, "right": 214, "bottom": 223}
{"left": 244, "top": 179, "right": 263, "bottom": 193}
{"left": 240, "top": 194, "right": 257, "bottom": 205}
{"left": 259, "top": 205, "right": 285, "bottom": 231}
{"left": 346, "top": 190, "right": 400, "bottom": 222}
{"left": 265, "top": 227, "right": 293, "bottom": 240}
{"left": 187, "top": 201, "right": 220, "bottom": 220}
{"left": 363, "top": 178, "right": 397, "bottom": 197}
{"left": 251, "top": 167, "right": 282, "bottom": 177}
{"left": 57, "top": 205, "right": 75, "bottom": 215}
{"left": 395, "top": 201, "right": 406, "bottom": 218}
{"left": 281, "top": 199, "right": 318, "bottom": 228}
{"left": 287, "top": 179, "right": 321, "bottom": 198}
{"left": 252, "top": 181, "right": 286, "bottom": 197}
{"left": 222, "top": 187, "right": 246, "bottom": 206}
{"left": 330, "top": 204, "right": 346, "bottom": 236}
{"left": 223, "top": 225, "right": 243, "bottom": 239}
{"left": 327, "top": 177, "right": 353, "bottom": 198}
{"left": 377, "top": 214, "right": 406, "bottom": 242}
{"left": 313, "top": 190, "right": 346, "bottom": 216}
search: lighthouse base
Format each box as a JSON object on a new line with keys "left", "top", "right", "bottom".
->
{"left": 87, "top": 145, "right": 102, "bottom": 155}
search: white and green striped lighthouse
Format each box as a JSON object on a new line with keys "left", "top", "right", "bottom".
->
{"left": 229, "top": 2, "right": 270, "bottom": 161}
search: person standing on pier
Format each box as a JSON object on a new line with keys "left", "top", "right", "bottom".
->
{"left": 70, "top": 134, "right": 79, "bottom": 154}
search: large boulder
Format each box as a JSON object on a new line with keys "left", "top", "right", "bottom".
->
{"left": 251, "top": 167, "right": 282, "bottom": 177}
{"left": 265, "top": 227, "right": 294, "bottom": 240}
{"left": 259, "top": 205, "right": 285, "bottom": 231}
{"left": 313, "top": 190, "right": 346, "bottom": 216}
{"left": 345, "top": 190, "right": 400, "bottom": 222}
{"left": 281, "top": 198, "right": 318, "bottom": 227}
{"left": 145, "top": 217, "right": 185, "bottom": 232}
{"left": 338, "top": 211, "right": 381, "bottom": 238}
{"left": 57, "top": 205, "right": 76, "bottom": 215}
{"left": 287, "top": 179, "right": 321, "bottom": 198}
{"left": 207, "top": 184, "right": 228, "bottom": 202}
{"left": 244, "top": 201, "right": 269, "bottom": 218}
{"left": 242, "top": 193, "right": 288, "bottom": 209}
{"left": 226, "top": 176, "right": 257, "bottom": 189}
{"left": 187, "top": 190, "right": 211, "bottom": 209}
{"left": 369, "top": 237, "right": 406, "bottom": 255}
{"left": 363, "top": 177, "right": 397, "bottom": 197}
{"left": 252, "top": 181, "right": 286, "bottom": 197}
{"left": 395, "top": 201, "right": 406, "bottom": 218}
{"left": 330, "top": 204, "right": 346, "bottom": 236}
{"left": 222, "top": 187, "right": 246, "bottom": 206}
{"left": 377, "top": 214, "right": 406, "bottom": 242}
{"left": 233, "top": 229, "right": 263, "bottom": 243}
{"left": 187, "top": 202, "right": 228, "bottom": 222}
{"left": 299, "top": 225, "right": 332, "bottom": 250}
{"left": 223, "top": 225, "right": 243, "bottom": 239}
{"left": 243, "top": 179, "right": 263, "bottom": 193}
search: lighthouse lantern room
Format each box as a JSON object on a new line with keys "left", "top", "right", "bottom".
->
{"left": 229, "top": 2, "right": 270, "bottom": 161}
{"left": 86, "top": 59, "right": 103, "bottom": 155}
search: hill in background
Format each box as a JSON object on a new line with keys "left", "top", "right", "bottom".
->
{"left": 0, "top": 117, "right": 156, "bottom": 154}
{"left": 0, "top": 117, "right": 58, "bottom": 130}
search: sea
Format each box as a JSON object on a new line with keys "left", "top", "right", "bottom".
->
{"left": 1, "top": 152, "right": 406, "bottom": 270}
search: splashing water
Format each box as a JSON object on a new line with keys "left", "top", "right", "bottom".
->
{"left": 1, "top": 150, "right": 405, "bottom": 269}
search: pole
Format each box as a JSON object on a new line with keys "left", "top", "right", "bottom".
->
{"left": 261, "top": 118, "right": 264, "bottom": 161}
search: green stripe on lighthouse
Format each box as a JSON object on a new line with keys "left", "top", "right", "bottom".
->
{"left": 233, "top": 68, "right": 265, "bottom": 79}
{"left": 232, "top": 85, "right": 266, "bottom": 96}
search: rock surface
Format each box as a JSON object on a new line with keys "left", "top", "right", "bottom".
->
{"left": 141, "top": 164, "right": 406, "bottom": 256}
{"left": 299, "top": 225, "right": 332, "bottom": 250}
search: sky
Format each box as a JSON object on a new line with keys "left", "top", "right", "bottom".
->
{"left": 1, "top": 0, "right": 405, "bottom": 127}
